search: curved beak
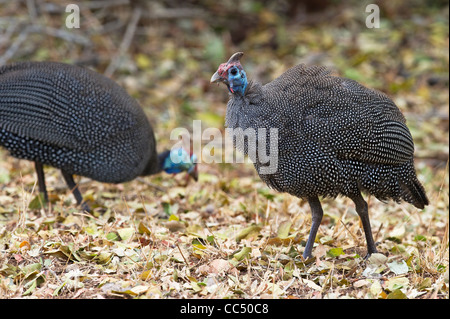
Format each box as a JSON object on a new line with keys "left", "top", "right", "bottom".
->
{"left": 210, "top": 71, "right": 223, "bottom": 84}
{"left": 187, "top": 165, "right": 198, "bottom": 182}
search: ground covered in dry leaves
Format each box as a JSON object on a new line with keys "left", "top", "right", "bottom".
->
{"left": 0, "top": 1, "right": 448, "bottom": 299}
{"left": 0, "top": 165, "right": 448, "bottom": 299}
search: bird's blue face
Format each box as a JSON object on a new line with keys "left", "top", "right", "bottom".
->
{"left": 163, "top": 148, "right": 197, "bottom": 177}
{"left": 211, "top": 55, "right": 248, "bottom": 95}
{"left": 226, "top": 65, "right": 247, "bottom": 95}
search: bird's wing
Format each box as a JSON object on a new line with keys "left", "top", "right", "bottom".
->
{"left": 0, "top": 62, "right": 141, "bottom": 151}
{"left": 300, "top": 101, "right": 415, "bottom": 165}
{"left": 261, "top": 67, "right": 415, "bottom": 165}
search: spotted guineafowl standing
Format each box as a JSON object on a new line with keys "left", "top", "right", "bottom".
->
{"left": 211, "top": 52, "right": 428, "bottom": 258}
{"left": 0, "top": 61, "right": 197, "bottom": 211}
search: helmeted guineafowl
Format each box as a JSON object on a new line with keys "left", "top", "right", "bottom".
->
{"left": 211, "top": 52, "right": 428, "bottom": 259}
{"left": 0, "top": 61, "right": 197, "bottom": 211}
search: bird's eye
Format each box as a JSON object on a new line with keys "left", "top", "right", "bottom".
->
{"left": 230, "top": 68, "right": 238, "bottom": 76}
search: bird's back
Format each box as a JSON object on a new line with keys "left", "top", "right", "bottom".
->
{"left": 0, "top": 61, "right": 156, "bottom": 183}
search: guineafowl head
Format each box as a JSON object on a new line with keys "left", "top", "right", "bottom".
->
{"left": 160, "top": 148, "right": 198, "bottom": 181}
{"left": 211, "top": 52, "right": 247, "bottom": 95}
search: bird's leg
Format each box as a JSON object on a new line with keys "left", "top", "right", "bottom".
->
{"left": 61, "top": 170, "right": 90, "bottom": 212}
{"left": 350, "top": 192, "right": 377, "bottom": 257}
{"left": 303, "top": 196, "right": 324, "bottom": 259}
{"left": 34, "top": 161, "right": 48, "bottom": 203}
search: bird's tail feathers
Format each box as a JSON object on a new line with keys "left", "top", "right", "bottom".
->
{"left": 400, "top": 179, "right": 429, "bottom": 209}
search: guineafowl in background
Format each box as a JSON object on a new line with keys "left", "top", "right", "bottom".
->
{"left": 0, "top": 62, "right": 197, "bottom": 211}
{"left": 211, "top": 52, "right": 428, "bottom": 259}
